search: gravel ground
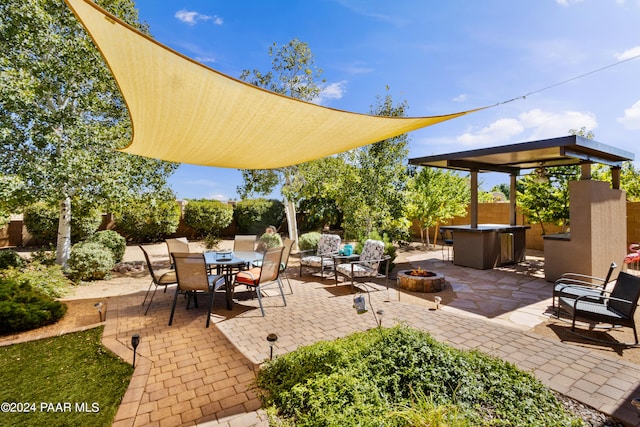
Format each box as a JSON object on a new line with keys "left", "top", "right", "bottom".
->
{"left": 556, "top": 392, "right": 627, "bottom": 426}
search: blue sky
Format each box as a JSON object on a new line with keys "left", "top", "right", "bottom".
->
{"left": 132, "top": 0, "right": 640, "bottom": 201}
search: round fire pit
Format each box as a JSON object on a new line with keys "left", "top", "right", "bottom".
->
{"left": 396, "top": 270, "right": 445, "bottom": 293}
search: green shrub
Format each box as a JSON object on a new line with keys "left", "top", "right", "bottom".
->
{"left": 23, "top": 202, "right": 57, "bottom": 242}
{"left": 0, "top": 249, "right": 24, "bottom": 270}
{"left": 23, "top": 202, "right": 102, "bottom": 243}
{"left": 234, "top": 199, "right": 285, "bottom": 235}
{"left": 29, "top": 244, "right": 57, "bottom": 266}
{"left": 298, "top": 231, "right": 321, "bottom": 251}
{"left": 0, "top": 275, "right": 67, "bottom": 334}
{"left": 257, "top": 325, "right": 580, "bottom": 426}
{"left": 66, "top": 242, "right": 115, "bottom": 282}
{"left": 203, "top": 234, "right": 222, "bottom": 250}
{"left": 87, "top": 230, "right": 127, "bottom": 263}
{"left": 1, "top": 264, "right": 72, "bottom": 299}
{"left": 114, "top": 197, "right": 181, "bottom": 242}
{"left": 183, "top": 199, "right": 233, "bottom": 237}
{"left": 259, "top": 232, "right": 283, "bottom": 249}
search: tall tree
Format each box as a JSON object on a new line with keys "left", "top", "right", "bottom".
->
{"left": 337, "top": 89, "right": 411, "bottom": 241}
{"left": 0, "top": 0, "right": 178, "bottom": 264}
{"left": 237, "top": 39, "right": 326, "bottom": 248}
{"left": 406, "top": 168, "right": 470, "bottom": 246}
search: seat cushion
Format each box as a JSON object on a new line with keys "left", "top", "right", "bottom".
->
{"left": 155, "top": 270, "right": 177, "bottom": 285}
{"left": 317, "top": 234, "right": 341, "bottom": 255}
{"left": 336, "top": 263, "right": 378, "bottom": 278}
{"left": 554, "top": 284, "right": 602, "bottom": 300}
{"left": 301, "top": 255, "right": 333, "bottom": 268}
{"left": 235, "top": 267, "right": 261, "bottom": 285}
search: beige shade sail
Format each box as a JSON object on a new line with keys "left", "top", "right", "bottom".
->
{"left": 65, "top": 0, "right": 485, "bottom": 169}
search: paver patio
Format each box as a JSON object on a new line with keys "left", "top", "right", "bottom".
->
{"left": 77, "top": 243, "right": 640, "bottom": 426}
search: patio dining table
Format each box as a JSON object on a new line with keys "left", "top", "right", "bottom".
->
{"left": 204, "top": 251, "right": 263, "bottom": 310}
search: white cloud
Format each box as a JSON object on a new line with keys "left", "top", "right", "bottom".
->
{"left": 555, "top": 0, "right": 584, "bottom": 6}
{"left": 457, "top": 118, "right": 523, "bottom": 146}
{"left": 617, "top": 100, "right": 640, "bottom": 130}
{"left": 518, "top": 109, "right": 596, "bottom": 140}
{"left": 195, "top": 56, "right": 216, "bottom": 64}
{"left": 453, "top": 94, "right": 468, "bottom": 102}
{"left": 175, "top": 10, "right": 223, "bottom": 26}
{"left": 455, "top": 109, "right": 597, "bottom": 146}
{"left": 208, "top": 193, "right": 230, "bottom": 202}
{"left": 616, "top": 45, "right": 640, "bottom": 61}
{"left": 316, "top": 80, "right": 347, "bottom": 104}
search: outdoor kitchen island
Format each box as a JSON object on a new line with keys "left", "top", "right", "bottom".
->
{"left": 440, "top": 224, "right": 530, "bottom": 270}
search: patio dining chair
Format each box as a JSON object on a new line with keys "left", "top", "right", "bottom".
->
{"left": 234, "top": 235, "right": 257, "bottom": 252}
{"left": 299, "top": 234, "right": 341, "bottom": 279}
{"left": 557, "top": 271, "right": 640, "bottom": 346}
{"left": 140, "top": 245, "right": 177, "bottom": 315}
{"left": 280, "top": 237, "right": 295, "bottom": 294}
{"left": 335, "top": 239, "right": 391, "bottom": 292}
{"left": 169, "top": 253, "right": 226, "bottom": 328}
{"left": 166, "top": 237, "right": 190, "bottom": 268}
{"left": 232, "top": 246, "right": 287, "bottom": 316}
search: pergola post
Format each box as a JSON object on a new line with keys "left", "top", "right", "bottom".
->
{"left": 509, "top": 173, "right": 517, "bottom": 226}
{"left": 612, "top": 166, "right": 621, "bottom": 190}
{"left": 470, "top": 169, "right": 478, "bottom": 228}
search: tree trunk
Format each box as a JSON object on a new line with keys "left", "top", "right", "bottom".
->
{"left": 284, "top": 197, "right": 299, "bottom": 251}
{"left": 56, "top": 197, "right": 72, "bottom": 266}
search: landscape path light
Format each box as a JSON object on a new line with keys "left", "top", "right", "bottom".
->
{"left": 131, "top": 334, "right": 141, "bottom": 368}
{"left": 267, "top": 333, "right": 278, "bottom": 360}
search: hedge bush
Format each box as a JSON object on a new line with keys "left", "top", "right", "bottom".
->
{"left": 257, "top": 232, "right": 283, "bottom": 252}
{"left": 0, "top": 275, "right": 67, "bottom": 334}
{"left": 234, "top": 199, "right": 285, "bottom": 235}
{"left": 23, "top": 202, "right": 103, "bottom": 243}
{"left": 298, "top": 231, "right": 321, "bottom": 251}
{"left": 0, "top": 249, "right": 24, "bottom": 270}
{"left": 1, "top": 263, "right": 73, "bottom": 299}
{"left": 66, "top": 242, "right": 115, "bottom": 282}
{"left": 114, "top": 198, "right": 181, "bottom": 242}
{"left": 87, "top": 230, "right": 127, "bottom": 263}
{"left": 183, "top": 199, "right": 233, "bottom": 238}
{"left": 257, "top": 325, "right": 580, "bottom": 426}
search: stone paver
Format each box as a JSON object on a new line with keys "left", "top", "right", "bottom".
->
{"left": 70, "top": 243, "right": 640, "bottom": 426}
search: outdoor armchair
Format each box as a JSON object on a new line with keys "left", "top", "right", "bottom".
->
{"left": 335, "top": 239, "right": 391, "bottom": 292}
{"left": 552, "top": 262, "right": 617, "bottom": 312}
{"left": 140, "top": 245, "right": 177, "bottom": 315}
{"left": 232, "top": 246, "right": 287, "bottom": 316}
{"left": 557, "top": 271, "right": 640, "bottom": 346}
{"left": 169, "top": 252, "right": 226, "bottom": 328}
{"left": 299, "top": 234, "right": 341, "bottom": 279}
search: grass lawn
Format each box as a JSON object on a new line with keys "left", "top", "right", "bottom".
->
{"left": 0, "top": 326, "right": 133, "bottom": 427}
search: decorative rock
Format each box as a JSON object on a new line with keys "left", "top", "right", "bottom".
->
{"left": 112, "top": 261, "right": 145, "bottom": 274}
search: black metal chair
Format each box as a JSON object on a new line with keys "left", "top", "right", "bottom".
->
{"left": 557, "top": 271, "right": 640, "bottom": 346}
{"left": 552, "top": 262, "right": 617, "bottom": 313}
